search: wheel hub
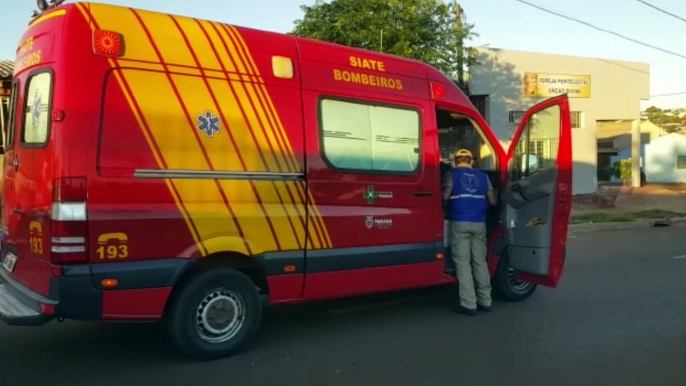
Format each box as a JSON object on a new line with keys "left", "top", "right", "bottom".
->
{"left": 195, "top": 289, "right": 245, "bottom": 343}
{"left": 507, "top": 267, "right": 532, "bottom": 291}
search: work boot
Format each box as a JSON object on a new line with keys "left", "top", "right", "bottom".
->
{"left": 477, "top": 304, "right": 492, "bottom": 312}
{"left": 454, "top": 305, "right": 477, "bottom": 316}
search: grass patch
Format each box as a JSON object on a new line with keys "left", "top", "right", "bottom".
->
{"left": 570, "top": 212, "right": 635, "bottom": 224}
{"left": 570, "top": 210, "right": 686, "bottom": 224}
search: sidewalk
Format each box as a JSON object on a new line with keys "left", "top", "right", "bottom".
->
{"left": 574, "top": 184, "right": 686, "bottom": 212}
{"left": 570, "top": 183, "right": 686, "bottom": 230}
{"left": 569, "top": 216, "right": 686, "bottom": 232}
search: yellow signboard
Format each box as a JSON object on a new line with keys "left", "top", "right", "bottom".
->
{"left": 523, "top": 72, "right": 591, "bottom": 98}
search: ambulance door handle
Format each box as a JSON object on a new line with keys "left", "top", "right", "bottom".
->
{"left": 414, "top": 191, "right": 433, "bottom": 197}
{"left": 12, "top": 208, "right": 24, "bottom": 215}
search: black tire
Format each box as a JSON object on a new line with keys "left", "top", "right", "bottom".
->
{"left": 493, "top": 254, "right": 537, "bottom": 302}
{"left": 165, "top": 267, "right": 262, "bottom": 361}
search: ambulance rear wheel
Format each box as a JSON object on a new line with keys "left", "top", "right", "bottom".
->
{"left": 166, "top": 267, "right": 262, "bottom": 360}
{"left": 493, "top": 254, "right": 537, "bottom": 301}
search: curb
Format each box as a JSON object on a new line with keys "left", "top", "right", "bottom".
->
{"left": 569, "top": 217, "right": 686, "bottom": 232}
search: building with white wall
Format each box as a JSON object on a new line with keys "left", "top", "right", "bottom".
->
{"left": 644, "top": 133, "right": 686, "bottom": 183}
{"left": 468, "top": 48, "right": 650, "bottom": 195}
{"left": 598, "top": 119, "right": 666, "bottom": 182}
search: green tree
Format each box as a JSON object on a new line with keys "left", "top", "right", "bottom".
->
{"left": 644, "top": 106, "right": 682, "bottom": 132}
{"left": 292, "top": 0, "right": 479, "bottom": 78}
{"left": 610, "top": 159, "right": 633, "bottom": 185}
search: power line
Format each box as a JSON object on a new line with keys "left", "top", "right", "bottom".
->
{"left": 513, "top": 0, "right": 686, "bottom": 60}
{"left": 636, "top": 0, "right": 686, "bottom": 24}
{"left": 650, "top": 91, "right": 686, "bottom": 98}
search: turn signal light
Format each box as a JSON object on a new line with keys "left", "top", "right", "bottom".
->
{"left": 40, "top": 304, "right": 55, "bottom": 315}
{"left": 101, "top": 279, "right": 119, "bottom": 288}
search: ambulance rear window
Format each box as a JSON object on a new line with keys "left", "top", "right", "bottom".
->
{"left": 22, "top": 71, "right": 52, "bottom": 146}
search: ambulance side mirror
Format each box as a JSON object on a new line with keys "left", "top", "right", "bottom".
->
{"left": 509, "top": 153, "right": 540, "bottom": 181}
{"left": 526, "top": 154, "right": 540, "bottom": 174}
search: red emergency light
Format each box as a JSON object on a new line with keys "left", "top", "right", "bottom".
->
{"left": 431, "top": 82, "right": 446, "bottom": 100}
{"left": 93, "top": 29, "right": 124, "bottom": 57}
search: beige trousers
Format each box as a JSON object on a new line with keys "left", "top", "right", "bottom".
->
{"left": 450, "top": 221, "right": 492, "bottom": 310}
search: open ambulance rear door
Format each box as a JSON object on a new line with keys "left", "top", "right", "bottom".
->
{"left": 501, "top": 95, "right": 572, "bottom": 288}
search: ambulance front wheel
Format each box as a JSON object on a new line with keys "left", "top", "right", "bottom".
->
{"left": 165, "top": 267, "right": 262, "bottom": 361}
{"left": 493, "top": 254, "right": 538, "bottom": 301}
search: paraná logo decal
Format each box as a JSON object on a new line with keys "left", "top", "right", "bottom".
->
{"left": 364, "top": 216, "right": 393, "bottom": 229}
{"left": 365, "top": 216, "right": 374, "bottom": 229}
{"left": 363, "top": 186, "right": 393, "bottom": 204}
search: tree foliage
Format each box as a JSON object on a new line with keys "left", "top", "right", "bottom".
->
{"left": 610, "top": 159, "right": 633, "bottom": 185}
{"left": 644, "top": 106, "right": 685, "bottom": 132}
{"left": 292, "top": 0, "right": 479, "bottom": 77}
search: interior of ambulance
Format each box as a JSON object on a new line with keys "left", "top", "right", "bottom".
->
{"left": 435, "top": 108, "right": 501, "bottom": 237}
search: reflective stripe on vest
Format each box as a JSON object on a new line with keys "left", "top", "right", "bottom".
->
{"left": 450, "top": 194, "right": 486, "bottom": 200}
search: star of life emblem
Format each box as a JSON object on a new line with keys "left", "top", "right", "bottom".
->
{"left": 460, "top": 172, "right": 480, "bottom": 194}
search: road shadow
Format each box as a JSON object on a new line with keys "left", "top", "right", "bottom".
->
{"left": 0, "top": 285, "right": 463, "bottom": 375}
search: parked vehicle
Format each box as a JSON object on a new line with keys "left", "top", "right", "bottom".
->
{"left": 0, "top": 2, "right": 572, "bottom": 360}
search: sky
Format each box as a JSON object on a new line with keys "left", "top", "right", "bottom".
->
{"left": 2, "top": 0, "right": 686, "bottom": 109}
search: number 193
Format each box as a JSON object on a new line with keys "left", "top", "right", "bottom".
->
{"left": 97, "top": 245, "right": 128, "bottom": 260}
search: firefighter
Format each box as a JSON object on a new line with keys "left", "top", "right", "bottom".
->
{"left": 442, "top": 149, "right": 497, "bottom": 316}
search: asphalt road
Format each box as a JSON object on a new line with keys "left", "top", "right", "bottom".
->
{"left": 2, "top": 224, "right": 686, "bottom": 386}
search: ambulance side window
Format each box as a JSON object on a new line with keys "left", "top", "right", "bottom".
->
{"left": 319, "top": 98, "right": 421, "bottom": 174}
{"left": 22, "top": 71, "right": 52, "bottom": 146}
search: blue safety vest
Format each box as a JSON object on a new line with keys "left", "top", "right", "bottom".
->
{"left": 447, "top": 167, "right": 489, "bottom": 223}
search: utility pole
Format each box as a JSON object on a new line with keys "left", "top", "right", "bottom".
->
{"left": 380, "top": 29, "right": 384, "bottom": 52}
{"left": 631, "top": 110, "right": 641, "bottom": 187}
{"left": 454, "top": 2, "right": 465, "bottom": 90}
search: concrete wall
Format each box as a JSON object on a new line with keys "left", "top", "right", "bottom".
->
{"left": 644, "top": 134, "right": 686, "bottom": 183}
{"left": 469, "top": 48, "right": 650, "bottom": 195}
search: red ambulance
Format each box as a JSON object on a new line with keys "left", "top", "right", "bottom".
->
{"left": 0, "top": 2, "right": 572, "bottom": 360}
